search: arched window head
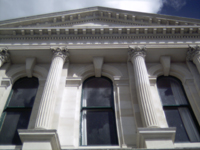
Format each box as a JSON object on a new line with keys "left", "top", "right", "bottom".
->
{"left": 81, "top": 77, "right": 118, "bottom": 146}
{"left": 157, "top": 76, "right": 200, "bottom": 142}
{"left": 0, "top": 77, "right": 39, "bottom": 145}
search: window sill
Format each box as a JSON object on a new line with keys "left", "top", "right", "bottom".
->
{"left": 0, "top": 145, "right": 22, "bottom": 150}
{"left": 174, "top": 142, "right": 200, "bottom": 148}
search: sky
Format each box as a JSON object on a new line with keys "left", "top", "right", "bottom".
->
{"left": 0, "top": 0, "right": 200, "bottom": 21}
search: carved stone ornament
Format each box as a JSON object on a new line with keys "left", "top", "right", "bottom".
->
{"left": 50, "top": 47, "right": 69, "bottom": 62}
{"left": 0, "top": 47, "right": 10, "bottom": 67}
{"left": 186, "top": 45, "right": 200, "bottom": 61}
{"left": 128, "top": 45, "right": 146, "bottom": 60}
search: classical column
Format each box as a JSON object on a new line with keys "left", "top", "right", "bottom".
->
{"left": 35, "top": 47, "right": 69, "bottom": 129}
{"left": 187, "top": 45, "right": 200, "bottom": 74}
{"left": 0, "top": 48, "right": 10, "bottom": 67}
{"left": 129, "top": 46, "right": 159, "bottom": 128}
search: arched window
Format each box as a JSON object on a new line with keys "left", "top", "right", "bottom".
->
{"left": 157, "top": 76, "right": 200, "bottom": 142}
{"left": 80, "top": 77, "right": 118, "bottom": 146}
{"left": 0, "top": 77, "right": 39, "bottom": 145}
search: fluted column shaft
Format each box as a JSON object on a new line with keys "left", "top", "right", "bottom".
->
{"left": 35, "top": 47, "right": 69, "bottom": 129}
{"left": 187, "top": 45, "right": 200, "bottom": 74}
{"left": 129, "top": 46, "right": 159, "bottom": 128}
{"left": 0, "top": 48, "right": 10, "bottom": 67}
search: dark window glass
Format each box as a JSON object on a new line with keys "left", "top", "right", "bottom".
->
{"left": 82, "top": 77, "right": 112, "bottom": 107}
{"left": 0, "top": 77, "right": 38, "bottom": 145}
{"left": 157, "top": 77, "right": 176, "bottom": 105}
{"left": 164, "top": 108, "right": 189, "bottom": 142}
{"left": 81, "top": 77, "right": 118, "bottom": 146}
{"left": 8, "top": 78, "right": 38, "bottom": 107}
{"left": 157, "top": 76, "right": 200, "bottom": 143}
{"left": 0, "top": 110, "right": 31, "bottom": 145}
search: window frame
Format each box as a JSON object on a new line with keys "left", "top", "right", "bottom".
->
{"left": 0, "top": 77, "right": 39, "bottom": 145}
{"left": 157, "top": 76, "right": 200, "bottom": 143}
{"left": 80, "top": 76, "right": 118, "bottom": 146}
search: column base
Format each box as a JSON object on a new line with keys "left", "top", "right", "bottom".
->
{"left": 18, "top": 129, "right": 61, "bottom": 150}
{"left": 137, "top": 127, "right": 176, "bottom": 149}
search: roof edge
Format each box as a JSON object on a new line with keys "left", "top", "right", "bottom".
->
{"left": 0, "top": 6, "right": 200, "bottom": 25}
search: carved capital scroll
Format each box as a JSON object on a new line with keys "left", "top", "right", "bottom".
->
{"left": 50, "top": 47, "right": 69, "bottom": 62}
{"left": 128, "top": 45, "right": 146, "bottom": 60}
{"left": 0, "top": 47, "right": 10, "bottom": 67}
{"left": 186, "top": 45, "right": 200, "bottom": 61}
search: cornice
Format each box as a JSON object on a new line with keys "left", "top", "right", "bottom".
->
{"left": 0, "top": 26, "right": 199, "bottom": 41}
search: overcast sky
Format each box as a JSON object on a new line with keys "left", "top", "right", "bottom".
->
{"left": 0, "top": 0, "right": 199, "bottom": 21}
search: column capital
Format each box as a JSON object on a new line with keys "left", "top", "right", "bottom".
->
{"left": 0, "top": 47, "right": 10, "bottom": 67}
{"left": 128, "top": 45, "right": 146, "bottom": 60}
{"left": 50, "top": 46, "right": 69, "bottom": 62}
{"left": 186, "top": 45, "right": 200, "bottom": 61}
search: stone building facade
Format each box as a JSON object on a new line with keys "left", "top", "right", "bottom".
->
{"left": 0, "top": 7, "right": 200, "bottom": 150}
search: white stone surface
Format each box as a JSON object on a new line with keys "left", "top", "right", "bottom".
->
{"left": 0, "top": 6, "right": 200, "bottom": 150}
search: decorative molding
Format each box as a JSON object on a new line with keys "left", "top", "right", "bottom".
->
{"left": 50, "top": 46, "right": 69, "bottom": 62}
{"left": 0, "top": 33, "right": 200, "bottom": 41}
{"left": 1, "top": 26, "right": 199, "bottom": 36}
{"left": 128, "top": 45, "right": 146, "bottom": 60}
{"left": 186, "top": 45, "right": 200, "bottom": 61}
{"left": 0, "top": 47, "right": 10, "bottom": 67}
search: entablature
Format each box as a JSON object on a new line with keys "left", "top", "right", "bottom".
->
{"left": 0, "top": 45, "right": 193, "bottom": 64}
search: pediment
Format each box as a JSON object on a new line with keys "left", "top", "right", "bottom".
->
{"left": 0, "top": 7, "right": 200, "bottom": 28}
